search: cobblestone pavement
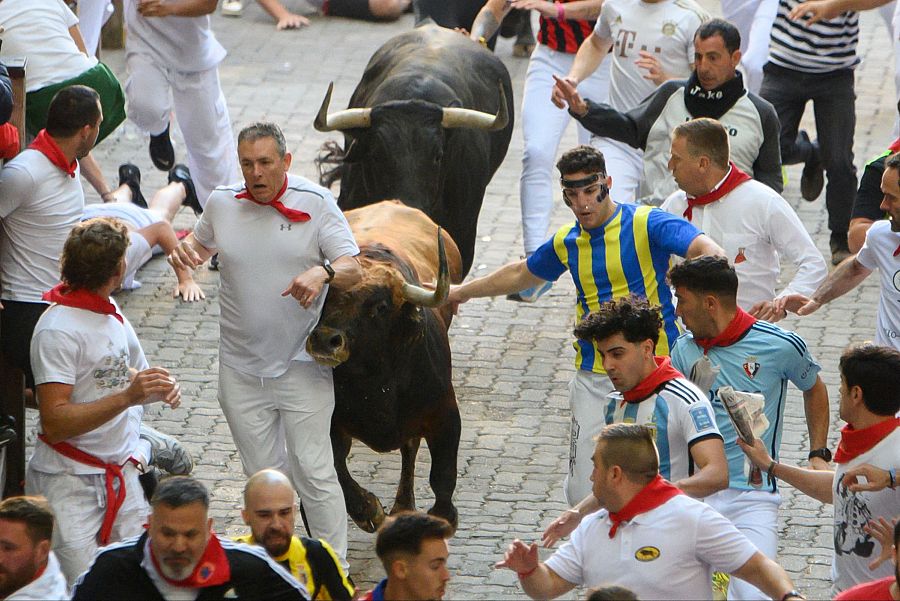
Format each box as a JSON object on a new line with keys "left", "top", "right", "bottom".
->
{"left": 29, "top": 2, "right": 898, "bottom": 598}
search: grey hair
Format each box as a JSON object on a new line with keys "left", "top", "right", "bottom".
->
{"left": 238, "top": 122, "right": 287, "bottom": 157}
{"left": 151, "top": 476, "right": 210, "bottom": 509}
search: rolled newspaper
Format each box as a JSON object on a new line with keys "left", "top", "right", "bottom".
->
{"left": 717, "top": 386, "right": 770, "bottom": 487}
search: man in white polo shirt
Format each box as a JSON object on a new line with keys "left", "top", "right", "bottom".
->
{"left": 779, "top": 152, "right": 900, "bottom": 350}
{"left": 27, "top": 217, "right": 182, "bottom": 583}
{"left": 662, "top": 117, "right": 826, "bottom": 320}
{"left": 496, "top": 423, "right": 804, "bottom": 600}
{"left": 169, "top": 122, "right": 362, "bottom": 568}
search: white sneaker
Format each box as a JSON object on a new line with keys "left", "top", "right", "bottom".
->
{"left": 506, "top": 280, "right": 553, "bottom": 303}
{"left": 221, "top": 0, "right": 243, "bottom": 17}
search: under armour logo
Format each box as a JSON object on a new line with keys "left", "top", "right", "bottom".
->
{"left": 280, "top": 224, "right": 292, "bottom": 231}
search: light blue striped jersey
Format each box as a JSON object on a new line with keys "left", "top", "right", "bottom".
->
{"left": 670, "top": 321, "right": 820, "bottom": 491}
{"left": 604, "top": 377, "right": 721, "bottom": 482}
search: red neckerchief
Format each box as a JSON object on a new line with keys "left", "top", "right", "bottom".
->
{"left": 29, "top": 561, "right": 47, "bottom": 584}
{"left": 42, "top": 284, "right": 123, "bottom": 323}
{"left": 622, "top": 357, "right": 682, "bottom": 403}
{"left": 694, "top": 308, "right": 757, "bottom": 355}
{"left": 235, "top": 177, "right": 311, "bottom": 223}
{"left": 38, "top": 434, "right": 126, "bottom": 545}
{"left": 150, "top": 532, "right": 231, "bottom": 588}
{"left": 683, "top": 163, "right": 752, "bottom": 220}
{"left": 29, "top": 129, "right": 76, "bottom": 178}
{"left": 893, "top": 242, "right": 900, "bottom": 257}
{"left": 607, "top": 475, "right": 683, "bottom": 538}
{"left": 834, "top": 417, "right": 900, "bottom": 464}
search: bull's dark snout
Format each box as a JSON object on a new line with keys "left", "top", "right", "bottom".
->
{"left": 306, "top": 326, "right": 350, "bottom": 367}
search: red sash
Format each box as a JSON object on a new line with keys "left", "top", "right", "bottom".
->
{"left": 38, "top": 434, "right": 126, "bottom": 545}
{"left": 683, "top": 163, "right": 751, "bottom": 220}
{"left": 235, "top": 177, "right": 310, "bottom": 223}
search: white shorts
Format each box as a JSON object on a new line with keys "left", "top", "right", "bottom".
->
{"left": 564, "top": 369, "right": 615, "bottom": 505}
{"left": 26, "top": 462, "right": 149, "bottom": 584}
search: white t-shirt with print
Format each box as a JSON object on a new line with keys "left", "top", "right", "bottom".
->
{"left": 855, "top": 220, "right": 900, "bottom": 350}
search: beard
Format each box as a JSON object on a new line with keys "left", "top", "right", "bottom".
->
{"left": 260, "top": 529, "right": 291, "bottom": 557}
{"left": 0, "top": 559, "right": 39, "bottom": 597}
{"left": 157, "top": 554, "right": 199, "bottom": 581}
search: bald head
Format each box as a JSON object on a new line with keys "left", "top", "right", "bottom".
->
{"left": 241, "top": 470, "right": 296, "bottom": 557}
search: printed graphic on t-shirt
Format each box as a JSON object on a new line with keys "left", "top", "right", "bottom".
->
{"left": 834, "top": 483, "right": 875, "bottom": 559}
{"left": 92, "top": 344, "right": 130, "bottom": 390}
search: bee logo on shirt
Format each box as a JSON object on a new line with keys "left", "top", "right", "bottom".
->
{"left": 743, "top": 358, "right": 760, "bottom": 378}
{"left": 635, "top": 546, "right": 660, "bottom": 561}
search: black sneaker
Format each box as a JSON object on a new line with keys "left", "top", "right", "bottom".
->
{"left": 168, "top": 164, "right": 202, "bottom": 215}
{"left": 149, "top": 124, "right": 175, "bottom": 171}
{"left": 799, "top": 131, "right": 824, "bottom": 202}
{"left": 209, "top": 253, "right": 219, "bottom": 271}
{"left": 117, "top": 163, "right": 148, "bottom": 208}
{"left": 830, "top": 232, "right": 851, "bottom": 265}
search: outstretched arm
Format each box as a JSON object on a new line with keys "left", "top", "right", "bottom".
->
{"left": 776, "top": 256, "right": 872, "bottom": 315}
{"left": 447, "top": 260, "right": 545, "bottom": 312}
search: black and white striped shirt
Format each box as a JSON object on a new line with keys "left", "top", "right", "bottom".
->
{"left": 769, "top": 0, "right": 859, "bottom": 73}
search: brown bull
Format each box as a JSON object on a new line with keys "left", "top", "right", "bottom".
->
{"left": 307, "top": 201, "right": 463, "bottom": 531}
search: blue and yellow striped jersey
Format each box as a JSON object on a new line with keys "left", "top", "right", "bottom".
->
{"left": 527, "top": 203, "right": 700, "bottom": 373}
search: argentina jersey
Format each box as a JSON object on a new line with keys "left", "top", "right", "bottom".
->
{"left": 526, "top": 203, "right": 700, "bottom": 373}
{"left": 670, "top": 322, "right": 820, "bottom": 491}
{"left": 603, "top": 378, "right": 722, "bottom": 482}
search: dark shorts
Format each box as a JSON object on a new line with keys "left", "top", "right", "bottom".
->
{"left": 323, "top": 0, "right": 378, "bottom": 21}
{"left": 0, "top": 300, "right": 48, "bottom": 389}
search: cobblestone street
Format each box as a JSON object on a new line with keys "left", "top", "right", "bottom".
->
{"left": 28, "top": 2, "right": 900, "bottom": 597}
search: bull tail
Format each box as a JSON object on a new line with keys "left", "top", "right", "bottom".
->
{"left": 315, "top": 140, "right": 347, "bottom": 189}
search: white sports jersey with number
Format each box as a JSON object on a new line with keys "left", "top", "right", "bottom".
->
{"left": 595, "top": 0, "right": 708, "bottom": 111}
{"left": 855, "top": 220, "right": 900, "bottom": 350}
{"left": 603, "top": 377, "right": 721, "bottom": 482}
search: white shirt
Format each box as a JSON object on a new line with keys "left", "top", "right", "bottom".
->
{"left": 603, "top": 378, "right": 721, "bottom": 482}
{"left": 194, "top": 175, "right": 359, "bottom": 378}
{"left": 832, "top": 427, "right": 900, "bottom": 592}
{"left": 595, "top": 0, "right": 707, "bottom": 111}
{"left": 545, "top": 494, "right": 757, "bottom": 599}
{"left": 0, "top": 0, "right": 98, "bottom": 92}
{"left": 29, "top": 301, "right": 147, "bottom": 473}
{"left": 123, "top": 0, "right": 226, "bottom": 72}
{"left": 662, "top": 178, "right": 827, "bottom": 308}
{"left": 8, "top": 552, "right": 69, "bottom": 600}
{"left": 855, "top": 220, "right": 900, "bottom": 350}
{"left": 0, "top": 149, "right": 84, "bottom": 303}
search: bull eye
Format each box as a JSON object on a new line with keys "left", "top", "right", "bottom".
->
{"left": 370, "top": 299, "right": 390, "bottom": 316}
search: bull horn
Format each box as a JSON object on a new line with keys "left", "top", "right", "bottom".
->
{"left": 314, "top": 82, "right": 372, "bottom": 132}
{"left": 440, "top": 82, "right": 508, "bottom": 131}
{"left": 401, "top": 227, "right": 450, "bottom": 307}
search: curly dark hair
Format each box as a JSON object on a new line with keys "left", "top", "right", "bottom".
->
{"left": 556, "top": 145, "right": 607, "bottom": 177}
{"left": 574, "top": 295, "right": 662, "bottom": 347}
{"left": 60, "top": 218, "right": 129, "bottom": 291}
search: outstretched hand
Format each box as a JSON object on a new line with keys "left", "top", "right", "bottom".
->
{"left": 495, "top": 539, "right": 539, "bottom": 574}
{"left": 541, "top": 509, "right": 582, "bottom": 548}
{"left": 551, "top": 75, "right": 587, "bottom": 115}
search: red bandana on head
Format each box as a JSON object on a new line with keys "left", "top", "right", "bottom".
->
{"left": 235, "top": 177, "right": 311, "bottom": 223}
{"left": 622, "top": 357, "right": 683, "bottom": 403}
{"left": 607, "top": 475, "right": 683, "bottom": 538}
{"left": 29, "top": 129, "right": 77, "bottom": 177}
{"left": 683, "top": 163, "right": 752, "bottom": 221}
{"left": 150, "top": 533, "right": 231, "bottom": 588}
{"left": 694, "top": 308, "right": 757, "bottom": 354}
{"left": 833, "top": 417, "right": 900, "bottom": 464}
{"left": 42, "top": 284, "right": 123, "bottom": 323}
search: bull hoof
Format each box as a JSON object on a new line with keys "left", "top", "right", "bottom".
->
{"left": 427, "top": 503, "right": 458, "bottom": 533}
{"left": 350, "top": 492, "right": 386, "bottom": 533}
{"left": 513, "top": 43, "right": 535, "bottom": 58}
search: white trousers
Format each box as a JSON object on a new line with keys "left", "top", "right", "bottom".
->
{"left": 590, "top": 136, "right": 643, "bottom": 204}
{"left": 218, "top": 360, "right": 349, "bottom": 568}
{"left": 125, "top": 53, "right": 240, "bottom": 206}
{"left": 721, "top": 0, "right": 779, "bottom": 95}
{"left": 76, "top": 0, "right": 114, "bottom": 56}
{"left": 564, "top": 369, "right": 615, "bottom": 505}
{"left": 520, "top": 44, "right": 612, "bottom": 254}
{"left": 707, "top": 487, "right": 781, "bottom": 600}
{"left": 26, "top": 462, "right": 148, "bottom": 584}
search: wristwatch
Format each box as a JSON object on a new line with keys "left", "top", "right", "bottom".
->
{"left": 808, "top": 448, "right": 832, "bottom": 462}
{"left": 322, "top": 263, "right": 336, "bottom": 283}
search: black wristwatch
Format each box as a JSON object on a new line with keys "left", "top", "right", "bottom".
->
{"left": 808, "top": 448, "right": 832, "bottom": 462}
{"left": 782, "top": 590, "right": 805, "bottom": 601}
{"left": 323, "top": 263, "right": 336, "bottom": 283}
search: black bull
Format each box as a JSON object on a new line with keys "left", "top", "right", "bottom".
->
{"left": 315, "top": 24, "right": 514, "bottom": 276}
{"left": 306, "top": 201, "right": 463, "bottom": 532}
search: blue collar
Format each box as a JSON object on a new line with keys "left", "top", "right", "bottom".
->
{"left": 371, "top": 578, "right": 388, "bottom": 601}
